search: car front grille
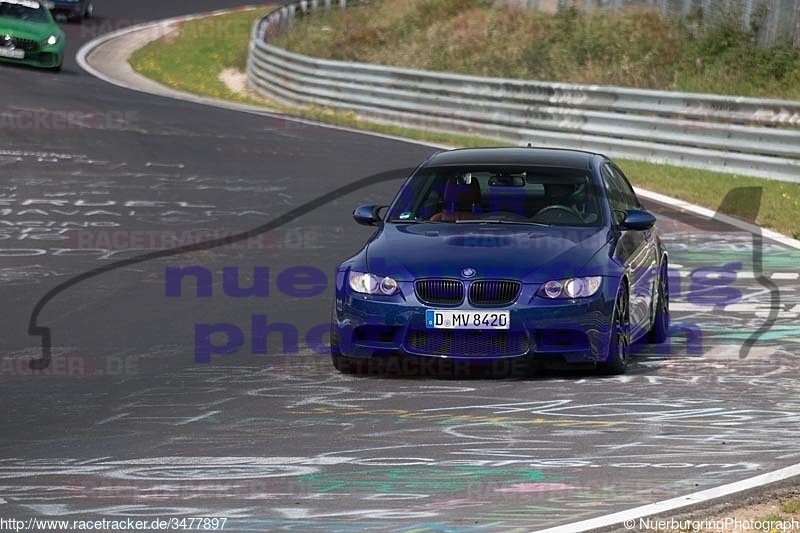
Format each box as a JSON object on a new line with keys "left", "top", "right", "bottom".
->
{"left": 468, "top": 280, "right": 521, "bottom": 306}
{"left": 405, "top": 330, "right": 529, "bottom": 357}
{"left": 3, "top": 37, "right": 39, "bottom": 52}
{"left": 415, "top": 279, "right": 464, "bottom": 305}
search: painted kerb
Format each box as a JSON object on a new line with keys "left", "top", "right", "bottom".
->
{"left": 245, "top": 0, "right": 800, "bottom": 183}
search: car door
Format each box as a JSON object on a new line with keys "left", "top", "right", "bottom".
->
{"left": 601, "top": 163, "right": 658, "bottom": 336}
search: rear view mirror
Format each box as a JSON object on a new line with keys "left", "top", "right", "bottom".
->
{"left": 623, "top": 209, "right": 656, "bottom": 231}
{"left": 353, "top": 204, "right": 387, "bottom": 226}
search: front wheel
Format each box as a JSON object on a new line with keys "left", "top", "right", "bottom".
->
{"left": 331, "top": 353, "right": 361, "bottom": 374}
{"left": 598, "top": 284, "right": 630, "bottom": 375}
{"left": 330, "top": 312, "right": 360, "bottom": 374}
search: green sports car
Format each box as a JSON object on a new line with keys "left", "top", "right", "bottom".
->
{"left": 0, "top": 0, "right": 64, "bottom": 71}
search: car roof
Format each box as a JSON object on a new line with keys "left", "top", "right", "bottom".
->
{"left": 423, "top": 147, "right": 602, "bottom": 170}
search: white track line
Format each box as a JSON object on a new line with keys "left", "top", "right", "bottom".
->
{"left": 635, "top": 188, "right": 800, "bottom": 250}
{"left": 75, "top": 6, "right": 259, "bottom": 90}
{"left": 75, "top": 10, "right": 800, "bottom": 533}
{"left": 75, "top": 8, "right": 448, "bottom": 152}
{"left": 534, "top": 462, "right": 800, "bottom": 533}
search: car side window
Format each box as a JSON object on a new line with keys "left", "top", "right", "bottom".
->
{"left": 601, "top": 165, "right": 630, "bottom": 225}
{"left": 607, "top": 164, "right": 640, "bottom": 209}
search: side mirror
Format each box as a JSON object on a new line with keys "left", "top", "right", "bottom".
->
{"left": 622, "top": 209, "right": 656, "bottom": 231}
{"left": 353, "top": 204, "right": 387, "bottom": 226}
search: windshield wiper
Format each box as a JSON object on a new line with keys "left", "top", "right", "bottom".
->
{"left": 454, "top": 219, "right": 551, "bottom": 226}
{"left": 388, "top": 219, "right": 454, "bottom": 223}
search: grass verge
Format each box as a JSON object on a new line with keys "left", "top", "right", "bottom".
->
{"left": 128, "top": 5, "right": 800, "bottom": 240}
{"left": 276, "top": 0, "right": 800, "bottom": 100}
{"left": 130, "top": 8, "right": 267, "bottom": 105}
{"left": 781, "top": 499, "right": 800, "bottom": 514}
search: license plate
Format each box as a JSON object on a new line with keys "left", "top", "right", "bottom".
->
{"left": 426, "top": 310, "right": 510, "bottom": 329}
{"left": 0, "top": 48, "right": 24, "bottom": 59}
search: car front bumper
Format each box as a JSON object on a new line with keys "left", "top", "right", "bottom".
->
{"left": 0, "top": 43, "right": 63, "bottom": 69}
{"left": 333, "top": 277, "right": 620, "bottom": 366}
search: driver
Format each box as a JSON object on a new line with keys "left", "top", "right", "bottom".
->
{"left": 543, "top": 183, "right": 583, "bottom": 214}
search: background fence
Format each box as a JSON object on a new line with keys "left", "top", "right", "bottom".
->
{"left": 247, "top": 0, "right": 800, "bottom": 182}
{"left": 500, "top": 0, "right": 800, "bottom": 47}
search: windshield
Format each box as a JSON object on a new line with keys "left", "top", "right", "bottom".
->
{"left": 0, "top": 0, "right": 50, "bottom": 22}
{"left": 386, "top": 165, "right": 604, "bottom": 227}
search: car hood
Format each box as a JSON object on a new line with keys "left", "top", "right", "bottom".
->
{"left": 365, "top": 223, "right": 609, "bottom": 283}
{"left": 0, "top": 18, "right": 56, "bottom": 40}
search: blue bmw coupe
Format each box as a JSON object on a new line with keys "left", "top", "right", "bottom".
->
{"left": 332, "top": 148, "right": 669, "bottom": 375}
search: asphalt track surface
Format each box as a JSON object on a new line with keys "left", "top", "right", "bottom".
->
{"left": 2, "top": 2, "right": 800, "bottom": 531}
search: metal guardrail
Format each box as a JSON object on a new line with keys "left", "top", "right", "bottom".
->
{"left": 246, "top": 0, "right": 800, "bottom": 183}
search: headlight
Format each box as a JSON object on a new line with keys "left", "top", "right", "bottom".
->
{"left": 46, "top": 35, "right": 58, "bottom": 46}
{"left": 348, "top": 271, "right": 398, "bottom": 295}
{"left": 538, "top": 276, "right": 602, "bottom": 299}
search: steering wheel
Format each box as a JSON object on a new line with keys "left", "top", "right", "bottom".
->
{"left": 534, "top": 205, "right": 584, "bottom": 223}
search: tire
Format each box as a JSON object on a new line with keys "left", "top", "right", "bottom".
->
{"left": 330, "top": 339, "right": 359, "bottom": 374}
{"left": 330, "top": 309, "right": 360, "bottom": 374}
{"left": 598, "top": 283, "right": 630, "bottom": 375}
{"left": 648, "top": 260, "right": 670, "bottom": 344}
{"left": 331, "top": 353, "right": 360, "bottom": 374}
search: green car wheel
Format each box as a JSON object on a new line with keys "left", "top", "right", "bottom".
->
{"left": 0, "top": 0, "right": 65, "bottom": 71}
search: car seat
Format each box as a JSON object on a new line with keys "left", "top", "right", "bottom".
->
{"left": 430, "top": 177, "right": 482, "bottom": 221}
